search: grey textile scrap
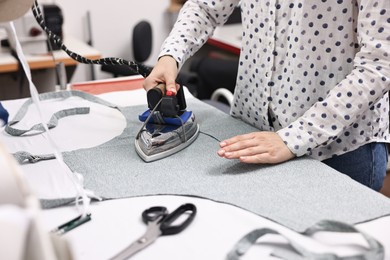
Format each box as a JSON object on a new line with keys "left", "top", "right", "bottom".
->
{"left": 41, "top": 198, "right": 76, "bottom": 209}
{"left": 227, "top": 220, "right": 384, "bottom": 260}
{"left": 57, "top": 98, "right": 390, "bottom": 233}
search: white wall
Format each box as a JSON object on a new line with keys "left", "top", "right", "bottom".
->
{"left": 40, "top": 0, "right": 173, "bottom": 83}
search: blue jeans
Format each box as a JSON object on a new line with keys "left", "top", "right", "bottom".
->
{"left": 322, "top": 142, "right": 388, "bottom": 191}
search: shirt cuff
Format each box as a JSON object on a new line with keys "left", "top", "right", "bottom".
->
{"left": 276, "top": 120, "right": 317, "bottom": 157}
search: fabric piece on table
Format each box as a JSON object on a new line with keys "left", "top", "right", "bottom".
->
{"left": 5, "top": 90, "right": 119, "bottom": 136}
{"left": 56, "top": 98, "right": 390, "bottom": 233}
{"left": 227, "top": 219, "right": 384, "bottom": 260}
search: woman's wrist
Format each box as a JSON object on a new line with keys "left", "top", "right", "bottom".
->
{"left": 158, "top": 55, "right": 179, "bottom": 68}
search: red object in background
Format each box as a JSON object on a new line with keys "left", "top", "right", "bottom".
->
{"left": 71, "top": 76, "right": 144, "bottom": 95}
{"left": 29, "top": 27, "right": 42, "bottom": 37}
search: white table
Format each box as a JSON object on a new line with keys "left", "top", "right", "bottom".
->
{"left": 1, "top": 84, "right": 389, "bottom": 260}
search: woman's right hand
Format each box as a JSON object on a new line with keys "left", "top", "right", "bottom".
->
{"left": 143, "top": 55, "right": 180, "bottom": 94}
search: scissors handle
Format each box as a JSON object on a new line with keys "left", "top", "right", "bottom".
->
{"left": 142, "top": 206, "right": 168, "bottom": 223}
{"left": 160, "top": 203, "right": 197, "bottom": 235}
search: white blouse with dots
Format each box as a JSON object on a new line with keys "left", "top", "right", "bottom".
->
{"left": 159, "top": 0, "right": 390, "bottom": 160}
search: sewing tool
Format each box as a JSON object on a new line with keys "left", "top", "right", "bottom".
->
{"left": 110, "top": 203, "right": 196, "bottom": 260}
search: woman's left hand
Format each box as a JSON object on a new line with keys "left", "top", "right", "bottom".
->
{"left": 217, "top": 132, "right": 295, "bottom": 164}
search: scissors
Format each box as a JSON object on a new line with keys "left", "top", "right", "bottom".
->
{"left": 110, "top": 203, "right": 197, "bottom": 260}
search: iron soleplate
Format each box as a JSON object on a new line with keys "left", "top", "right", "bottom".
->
{"left": 135, "top": 112, "right": 200, "bottom": 162}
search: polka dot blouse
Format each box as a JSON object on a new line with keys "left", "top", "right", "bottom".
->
{"left": 159, "top": 0, "right": 390, "bottom": 160}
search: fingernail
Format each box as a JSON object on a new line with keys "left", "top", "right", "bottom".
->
{"left": 217, "top": 149, "right": 225, "bottom": 156}
{"left": 220, "top": 141, "right": 226, "bottom": 147}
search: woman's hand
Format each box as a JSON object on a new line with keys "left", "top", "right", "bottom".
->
{"left": 217, "top": 132, "right": 295, "bottom": 164}
{"left": 143, "top": 55, "right": 180, "bottom": 93}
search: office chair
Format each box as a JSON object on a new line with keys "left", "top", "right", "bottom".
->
{"left": 203, "top": 88, "right": 234, "bottom": 114}
{"left": 175, "top": 56, "right": 238, "bottom": 114}
{"left": 189, "top": 56, "right": 238, "bottom": 101}
{"left": 225, "top": 6, "right": 241, "bottom": 24}
{"left": 101, "top": 20, "right": 152, "bottom": 77}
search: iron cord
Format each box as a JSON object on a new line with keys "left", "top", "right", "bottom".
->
{"left": 200, "top": 131, "right": 220, "bottom": 142}
{"left": 31, "top": 0, "right": 151, "bottom": 78}
{"left": 175, "top": 114, "right": 187, "bottom": 142}
{"left": 31, "top": 0, "right": 220, "bottom": 150}
{"left": 135, "top": 98, "right": 163, "bottom": 139}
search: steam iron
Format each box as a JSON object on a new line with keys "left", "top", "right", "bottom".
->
{"left": 135, "top": 84, "right": 200, "bottom": 162}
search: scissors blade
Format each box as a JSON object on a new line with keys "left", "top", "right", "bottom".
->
{"left": 110, "top": 219, "right": 163, "bottom": 260}
{"left": 110, "top": 237, "right": 156, "bottom": 260}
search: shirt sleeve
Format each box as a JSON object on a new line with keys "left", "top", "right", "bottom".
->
{"left": 159, "top": 0, "right": 240, "bottom": 68}
{"left": 277, "top": 1, "right": 390, "bottom": 157}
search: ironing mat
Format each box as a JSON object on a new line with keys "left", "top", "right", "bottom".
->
{"left": 56, "top": 98, "right": 390, "bottom": 233}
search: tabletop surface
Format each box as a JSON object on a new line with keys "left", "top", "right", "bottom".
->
{"left": 1, "top": 81, "right": 389, "bottom": 260}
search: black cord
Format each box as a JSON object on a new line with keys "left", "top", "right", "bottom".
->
{"left": 31, "top": 2, "right": 224, "bottom": 148}
{"left": 200, "top": 131, "right": 221, "bottom": 142}
{"left": 31, "top": 0, "right": 151, "bottom": 78}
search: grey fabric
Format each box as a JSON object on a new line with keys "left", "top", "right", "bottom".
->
{"left": 57, "top": 98, "right": 390, "bottom": 233}
{"left": 6, "top": 90, "right": 390, "bottom": 232}
{"left": 227, "top": 220, "right": 384, "bottom": 260}
{"left": 6, "top": 107, "right": 90, "bottom": 136}
{"left": 40, "top": 198, "right": 76, "bottom": 209}
{"left": 13, "top": 151, "right": 56, "bottom": 164}
{"left": 5, "top": 90, "right": 119, "bottom": 136}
